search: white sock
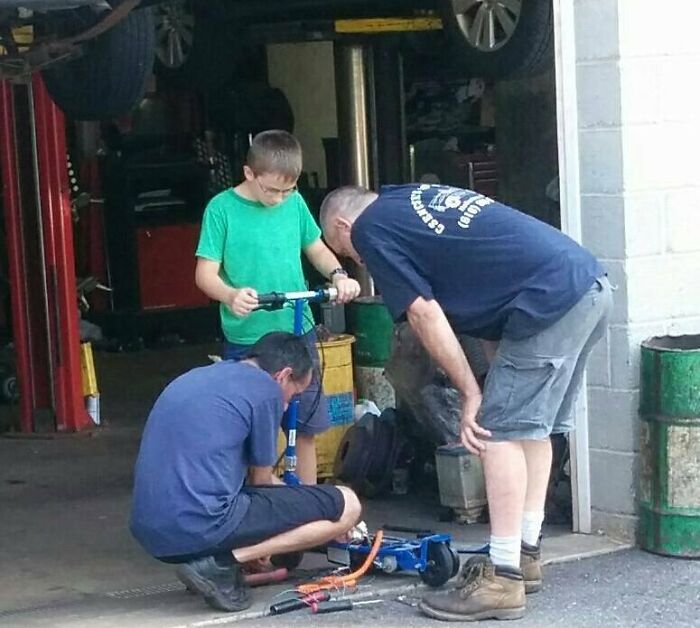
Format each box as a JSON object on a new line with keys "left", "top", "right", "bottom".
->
{"left": 522, "top": 510, "right": 544, "bottom": 546}
{"left": 489, "top": 535, "right": 521, "bottom": 569}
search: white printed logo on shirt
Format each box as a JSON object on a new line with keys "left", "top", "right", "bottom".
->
{"left": 410, "top": 184, "right": 494, "bottom": 235}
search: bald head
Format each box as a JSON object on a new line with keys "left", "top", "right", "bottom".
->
{"left": 319, "top": 186, "right": 377, "bottom": 262}
{"left": 320, "top": 186, "right": 376, "bottom": 230}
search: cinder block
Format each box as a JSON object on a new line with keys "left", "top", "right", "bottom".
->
{"left": 574, "top": 0, "right": 620, "bottom": 61}
{"left": 670, "top": 254, "right": 700, "bottom": 318}
{"left": 590, "top": 449, "right": 638, "bottom": 514}
{"left": 579, "top": 129, "right": 624, "bottom": 194}
{"left": 591, "top": 510, "right": 637, "bottom": 542}
{"left": 587, "top": 387, "right": 640, "bottom": 452}
{"left": 586, "top": 327, "right": 611, "bottom": 387}
{"left": 610, "top": 322, "right": 668, "bottom": 390}
{"left": 618, "top": 0, "right": 700, "bottom": 57}
{"left": 577, "top": 61, "right": 621, "bottom": 128}
{"left": 601, "top": 260, "right": 628, "bottom": 325}
{"left": 626, "top": 256, "right": 673, "bottom": 323}
{"left": 623, "top": 192, "right": 665, "bottom": 257}
{"left": 658, "top": 56, "right": 700, "bottom": 123}
{"left": 580, "top": 194, "right": 625, "bottom": 258}
{"left": 668, "top": 316, "right": 700, "bottom": 337}
{"left": 622, "top": 123, "right": 699, "bottom": 191}
{"left": 666, "top": 189, "right": 700, "bottom": 253}
{"left": 619, "top": 58, "right": 661, "bottom": 124}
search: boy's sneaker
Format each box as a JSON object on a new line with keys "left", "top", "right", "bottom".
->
{"left": 419, "top": 556, "right": 526, "bottom": 622}
{"left": 176, "top": 556, "right": 251, "bottom": 612}
{"left": 521, "top": 541, "right": 543, "bottom": 594}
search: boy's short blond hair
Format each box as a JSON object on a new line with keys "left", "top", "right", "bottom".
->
{"left": 247, "top": 130, "right": 302, "bottom": 180}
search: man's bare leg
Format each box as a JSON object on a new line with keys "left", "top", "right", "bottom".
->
{"left": 232, "top": 486, "right": 360, "bottom": 563}
{"left": 482, "top": 441, "right": 527, "bottom": 568}
{"left": 520, "top": 438, "right": 552, "bottom": 546}
{"left": 295, "top": 434, "right": 318, "bottom": 485}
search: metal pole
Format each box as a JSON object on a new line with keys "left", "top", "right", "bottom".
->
{"left": 0, "top": 82, "right": 35, "bottom": 432}
{"left": 27, "top": 80, "right": 58, "bottom": 427}
{"left": 373, "top": 38, "right": 408, "bottom": 185}
{"left": 334, "top": 42, "right": 374, "bottom": 295}
{"left": 32, "top": 76, "right": 92, "bottom": 432}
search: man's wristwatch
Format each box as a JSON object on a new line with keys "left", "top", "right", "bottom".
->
{"left": 329, "top": 267, "right": 349, "bottom": 281}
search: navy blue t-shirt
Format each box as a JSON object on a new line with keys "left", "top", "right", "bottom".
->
{"left": 130, "top": 361, "right": 283, "bottom": 558}
{"left": 351, "top": 184, "right": 604, "bottom": 340}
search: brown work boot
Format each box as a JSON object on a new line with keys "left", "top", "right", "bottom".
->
{"left": 521, "top": 541, "right": 543, "bottom": 594}
{"left": 419, "top": 556, "right": 526, "bottom": 621}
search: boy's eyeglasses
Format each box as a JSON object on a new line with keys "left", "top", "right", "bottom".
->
{"left": 255, "top": 178, "right": 297, "bottom": 197}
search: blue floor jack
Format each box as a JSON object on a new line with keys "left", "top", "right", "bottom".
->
{"left": 327, "top": 527, "right": 461, "bottom": 587}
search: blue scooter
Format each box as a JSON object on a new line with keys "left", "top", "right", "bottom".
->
{"left": 255, "top": 287, "right": 338, "bottom": 485}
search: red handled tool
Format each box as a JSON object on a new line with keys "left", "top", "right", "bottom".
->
{"left": 269, "top": 591, "right": 331, "bottom": 615}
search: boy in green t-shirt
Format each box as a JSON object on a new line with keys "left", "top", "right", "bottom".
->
{"left": 195, "top": 130, "right": 361, "bottom": 484}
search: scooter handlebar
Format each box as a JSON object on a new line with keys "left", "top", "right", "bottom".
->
{"left": 255, "top": 287, "right": 338, "bottom": 310}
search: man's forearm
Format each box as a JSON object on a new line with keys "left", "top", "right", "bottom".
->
{"left": 407, "top": 298, "right": 481, "bottom": 399}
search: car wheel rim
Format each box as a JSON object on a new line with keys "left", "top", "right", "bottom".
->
{"left": 450, "top": 0, "right": 522, "bottom": 53}
{"left": 154, "top": 0, "right": 195, "bottom": 69}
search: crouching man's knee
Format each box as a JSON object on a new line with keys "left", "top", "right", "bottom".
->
{"left": 336, "top": 486, "right": 362, "bottom": 529}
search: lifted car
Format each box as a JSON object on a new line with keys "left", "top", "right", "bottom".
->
{"left": 0, "top": 0, "right": 552, "bottom": 120}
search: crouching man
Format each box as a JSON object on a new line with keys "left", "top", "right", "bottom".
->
{"left": 129, "top": 332, "right": 362, "bottom": 612}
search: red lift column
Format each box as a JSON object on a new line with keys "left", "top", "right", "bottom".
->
{"left": 0, "top": 77, "right": 91, "bottom": 433}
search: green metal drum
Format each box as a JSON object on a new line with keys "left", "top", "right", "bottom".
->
{"left": 639, "top": 334, "right": 700, "bottom": 557}
{"left": 345, "top": 296, "right": 394, "bottom": 367}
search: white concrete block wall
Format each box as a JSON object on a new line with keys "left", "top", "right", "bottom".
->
{"left": 574, "top": 0, "right": 700, "bottom": 539}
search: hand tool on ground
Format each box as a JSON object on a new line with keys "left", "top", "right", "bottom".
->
{"left": 244, "top": 567, "right": 288, "bottom": 587}
{"left": 310, "top": 599, "right": 383, "bottom": 614}
{"left": 269, "top": 590, "right": 330, "bottom": 615}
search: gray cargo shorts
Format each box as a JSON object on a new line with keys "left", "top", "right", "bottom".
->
{"left": 479, "top": 276, "right": 613, "bottom": 441}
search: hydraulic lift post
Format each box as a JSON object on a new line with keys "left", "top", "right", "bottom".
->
{"left": 0, "top": 76, "right": 91, "bottom": 433}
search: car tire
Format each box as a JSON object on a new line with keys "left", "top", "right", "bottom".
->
{"left": 153, "top": 1, "right": 241, "bottom": 91}
{"left": 440, "top": 0, "right": 553, "bottom": 79}
{"left": 42, "top": 4, "right": 155, "bottom": 121}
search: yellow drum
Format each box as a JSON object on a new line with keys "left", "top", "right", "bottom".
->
{"left": 276, "top": 334, "right": 356, "bottom": 480}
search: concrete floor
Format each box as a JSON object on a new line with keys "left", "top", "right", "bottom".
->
{"left": 0, "top": 344, "right": 629, "bottom": 627}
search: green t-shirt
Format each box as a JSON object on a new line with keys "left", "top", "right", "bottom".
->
{"left": 196, "top": 188, "right": 321, "bottom": 344}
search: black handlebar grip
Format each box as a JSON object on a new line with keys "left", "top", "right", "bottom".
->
{"left": 257, "top": 292, "right": 285, "bottom": 305}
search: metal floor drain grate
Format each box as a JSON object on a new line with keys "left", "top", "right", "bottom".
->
{"left": 0, "top": 582, "right": 184, "bottom": 619}
{"left": 105, "top": 581, "right": 184, "bottom": 599}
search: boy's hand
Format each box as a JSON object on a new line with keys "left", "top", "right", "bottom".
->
{"left": 332, "top": 275, "right": 361, "bottom": 304}
{"left": 229, "top": 287, "right": 258, "bottom": 317}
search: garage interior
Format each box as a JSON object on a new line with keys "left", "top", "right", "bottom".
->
{"left": 0, "top": 4, "right": 625, "bottom": 625}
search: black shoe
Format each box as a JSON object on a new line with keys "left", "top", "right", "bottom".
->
{"left": 176, "top": 556, "right": 251, "bottom": 612}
